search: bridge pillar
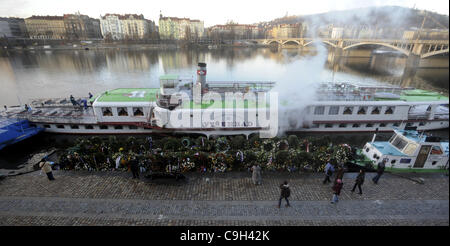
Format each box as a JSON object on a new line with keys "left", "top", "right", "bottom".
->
{"left": 401, "top": 54, "right": 420, "bottom": 88}
{"left": 412, "top": 43, "right": 424, "bottom": 56}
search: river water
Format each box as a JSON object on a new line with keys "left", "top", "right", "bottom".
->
{"left": 0, "top": 46, "right": 448, "bottom": 106}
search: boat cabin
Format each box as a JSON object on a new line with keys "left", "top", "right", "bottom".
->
{"left": 362, "top": 130, "right": 449, "bottom": 171}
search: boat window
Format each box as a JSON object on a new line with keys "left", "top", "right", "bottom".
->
{"left": 385, "top": 106, "right": 395, "bottom": 114}
{"left": 114, "top": 125, "right": 123, "bottom": 130}
{"left": 57, "top": 125, "right": 65, "bottom": 129}
{"left": 419, "top": 122, "right": 425, "bottom": 126}
{"left": 325, "top": 123, "right": 333, "bottom": 128}
{"left": 357, "top": 107, "right": 367, "bottom": 115}
{"left": 393, "top": 122, "right": 400, "bottom": 127}
{"left": 406, "top": 122, "right": 414, "bottom": 127}
{"left": 366, "top": 123, "right": 374, "bottom": 127}
{"left": 100, "top": 125, "right": 108, "bottom": 130}
{"left": 118, "top": 107, "right": 128, "bottom": 116}
{"left": 102, "top": 107, "right": 113, "bottom": 116}
{"left": 311, "top": 124, "right": 320, "bottom": 128}
{"left": 371, "top": 107, "right": 380, "bottom": 114}
{"left": 339, "top": 123, "right": 347, "bottom": 128}
{"left": 85, "top": 125, "right": 94, "bottom": 129}
{"left": 314, "top": 106, "right": 325, "bottom": 115}
{"left": 400, "top": 158, "right": 411, "bottom": 164}
{"left": 70, "top": 125, "right": 79, "bottom": 129}
{"left": 403, "top": 143, "right": 418, "bottom": 155}
{"left": 391, "top": 136, "right": 408, "bottom": 150}
{"left": 43, "top": 124, "right": 51, "bottom": 128}
{"left": 129, "top": 125, "right": 138, "bottom": 129}
{"left": 352, "top": 123, "right": 360, "bottom": 128}
{"left": 343, "top": 107, "right": 353, "bottom": 115}
{"left": 379, "top": 123, "right": 387, "bottom": 127}
{"left": 133, "top": 107, "right": 144, "bottom": 116}
{"left": 328, "top": 106, "right": 339, "bottom": 115}
{"left": 431, "top": 146, "right": 443, "bottom": 155}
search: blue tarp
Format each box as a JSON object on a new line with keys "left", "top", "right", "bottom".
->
{"left": 0, "top": 117, "right": 43, "bottom": 150}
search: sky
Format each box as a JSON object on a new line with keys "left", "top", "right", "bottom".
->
{"left": 0, "top": 0, "right": 448, "bottom": 27}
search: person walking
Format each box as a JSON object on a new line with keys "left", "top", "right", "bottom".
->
{"left": 323, "top": 161, "right": 335, "bottom": 184}
{"left": 251, "top": 164, "right": 262, "bottom": 185}
{"left": 39, "top": 161, "right": 55, "bottom": 181}
{"left": 334, "top": 164, "right": 345, "bottom": 184}
{"left": 351, "top": 169, "right": 365, "bottom": 195}
{"left": 372, "top": 160, "right": 386, "bottom": 184}
{"left": 278, "top": 181, "right": 291, "bottom": 208}
{"left": 331, "top": 179, "right": 343, "bottom": 204}
{"left": 130, "top": 156, "right": 139, "bottom": 179}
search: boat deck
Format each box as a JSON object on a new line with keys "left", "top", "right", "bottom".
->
{"left": 1, "top": 106, "right": 96, "bottom": 124}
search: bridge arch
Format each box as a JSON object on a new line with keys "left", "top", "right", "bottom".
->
{"left": 303, "top": 40, "right": 337, "bottom": 48}
{"left": 343, "top": 42, "right": 410, "bottom": 56}
{"left": 421, "top": 49, "right": 449, "bottom": 59}
{"left": 282, "top": 40, "right": 301, "bottom": 46}
{"left": 266, "top": 40, "right": 282, "bottom": 45}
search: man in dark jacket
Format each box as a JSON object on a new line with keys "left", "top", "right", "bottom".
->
{"left": 278, "top": 181, "right": 291, "bottom": 208}
{"left": 351, "top": 169, "right": 365, "bottom": 195}
{"left": 372, "top": 160, "right": 386, "bottom": 184}
{"left": 130, "top": 157, "right": 139, "bottom": 179}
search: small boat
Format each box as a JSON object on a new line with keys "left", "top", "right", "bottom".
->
{"left": 0, "top": 117, "right": 44, "bottom": 150}
{"left": 353, "top": 128, "right": 449, "bottom": 172}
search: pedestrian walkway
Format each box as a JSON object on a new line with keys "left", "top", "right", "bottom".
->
{"left": 0, "top": 171, "right": 448, "bottom": 225}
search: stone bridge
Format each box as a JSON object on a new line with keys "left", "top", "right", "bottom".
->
{"left": 249, "top": 38, "right": 449, "bottom": 59}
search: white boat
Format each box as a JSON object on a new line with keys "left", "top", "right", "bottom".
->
{"left": 354, "top": 129, "right": 449, "bottom": 172}
{"left": 1, "top": 63, "right": 278, "bottom": 138}
{"left": 1, "top": 63, "right": 448, "bottom": 136}
{"left": 284, "top": 82, "right": 449, "bottom": 132}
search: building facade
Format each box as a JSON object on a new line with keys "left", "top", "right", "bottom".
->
{"left": 209, "top": 24, "right": 260, "bottom": 40}
{"left": 269, "top": 24, "right": 302, "bottom": 38}
{"left": 100, "top": 14, "right": 154, "bottom": 40}
{"left": 0, "top": 17, "right": 28, "bottom": 38}
{"left": 159, "top": 15, "right": 204, "bottom": 40}
{"left": 64, "top": 13, "right": 102, "bottom": 40}
{"left": 25, "top": 16, "right": 65, "bottom": 39}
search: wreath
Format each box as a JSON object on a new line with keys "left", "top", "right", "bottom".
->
{"left": 260, "top": 139, "right": 276, "bottom": 153}
{"left": 215, "top": 137, "right": 230, "bottom": 152}
{"left": 181, "top": 138, "right": 191, "bottom": 148}
{"left": 180, "top": 157, "right": 195, "bottom": 172}
{"left": 211, "top": 153, "right": 228, "bottom": 172}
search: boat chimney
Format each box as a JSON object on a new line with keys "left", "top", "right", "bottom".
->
{"left": 197, "top": 62, "right": 207, "bottom": 88}
{"left": 371, "top": 128, "right": 379, "bottom": 143}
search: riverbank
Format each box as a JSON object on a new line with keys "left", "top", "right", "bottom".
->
{"left": 0, "top": 170, "right": 447, "bottom": 225}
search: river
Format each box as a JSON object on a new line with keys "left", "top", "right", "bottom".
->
{"left": 0, "top": 45, "right": 448, "bottom": 106}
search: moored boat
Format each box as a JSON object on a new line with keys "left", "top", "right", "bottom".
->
{"left": 353, "top": 128, "right": 449, "bottom": 172}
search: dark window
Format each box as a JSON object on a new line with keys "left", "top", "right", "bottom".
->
{"left": 393, "top": 122, "right": 400, "bottom": 127}
{"left": 102, "top": 107, "right": 113, "bottom": 116}
{"left": 339, "top": 123, "right": 347, "bottom": 128}
{"left": 325, "top": 123, "right": 333, "bottom": 128}
{"left": 400, "top": 158, "right": 411, "bottom": 164}
{"left": 352, "top": 123, "right": 360, "bottom": 128}
{"left": 43, "top": 124, "right": 51, "bottom": 128}
{"left": 100, "top": 125, "right": 108, "bottom": 130}
{"left": 371, "top": 107, "right": 380, "bottom": 114}
{"left": 57, "top": 125, "right": 65, "bottom": 129}
{"left": 385, "top": 107, "right": 394, "bottom": 114}
{"left": 85, "top": 125, "right": 94, "bottom": 129}
{"left": 419, "top": 122, "right": 425, "bottom": 126}
{"left": 406, "top": 122, "right": 414, "bottom": 127}
{"left": 357, "top": 107, "right": 367, "bottom": 115}
{"left": 391, "top": 160, "right": 396, "bottom": 164}
{"left": 366, "top": 123, "right": 374, "bottom": 127}
{"left": 114, "top": 125, "right": 123, "bottom": 130}
{"left": 133, "top": 107, "right": 144, "bottom": 116}
{"left": 379, "top": 123, "right": 387, "bottom": 127}
{"left": 117, "top": 107, "right": 128, "bottom": 116}
{"left": 343, "top": 107, "right": 353, "bottom": 115}
{"left": 30, "top": 124, "right": 37, "bottom": 128}
{"left": 70, "top": 125, "right": 79, "bottom": 129}
{"left": 129, "top": 125, "right": 138, "bottom": 129}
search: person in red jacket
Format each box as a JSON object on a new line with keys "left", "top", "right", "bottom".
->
{"left": 331, "top": 179, "right": 343, "bottom": 204}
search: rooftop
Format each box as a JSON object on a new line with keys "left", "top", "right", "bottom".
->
{"left": 95, "top": 88, "right": 158, "bottom": 103}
